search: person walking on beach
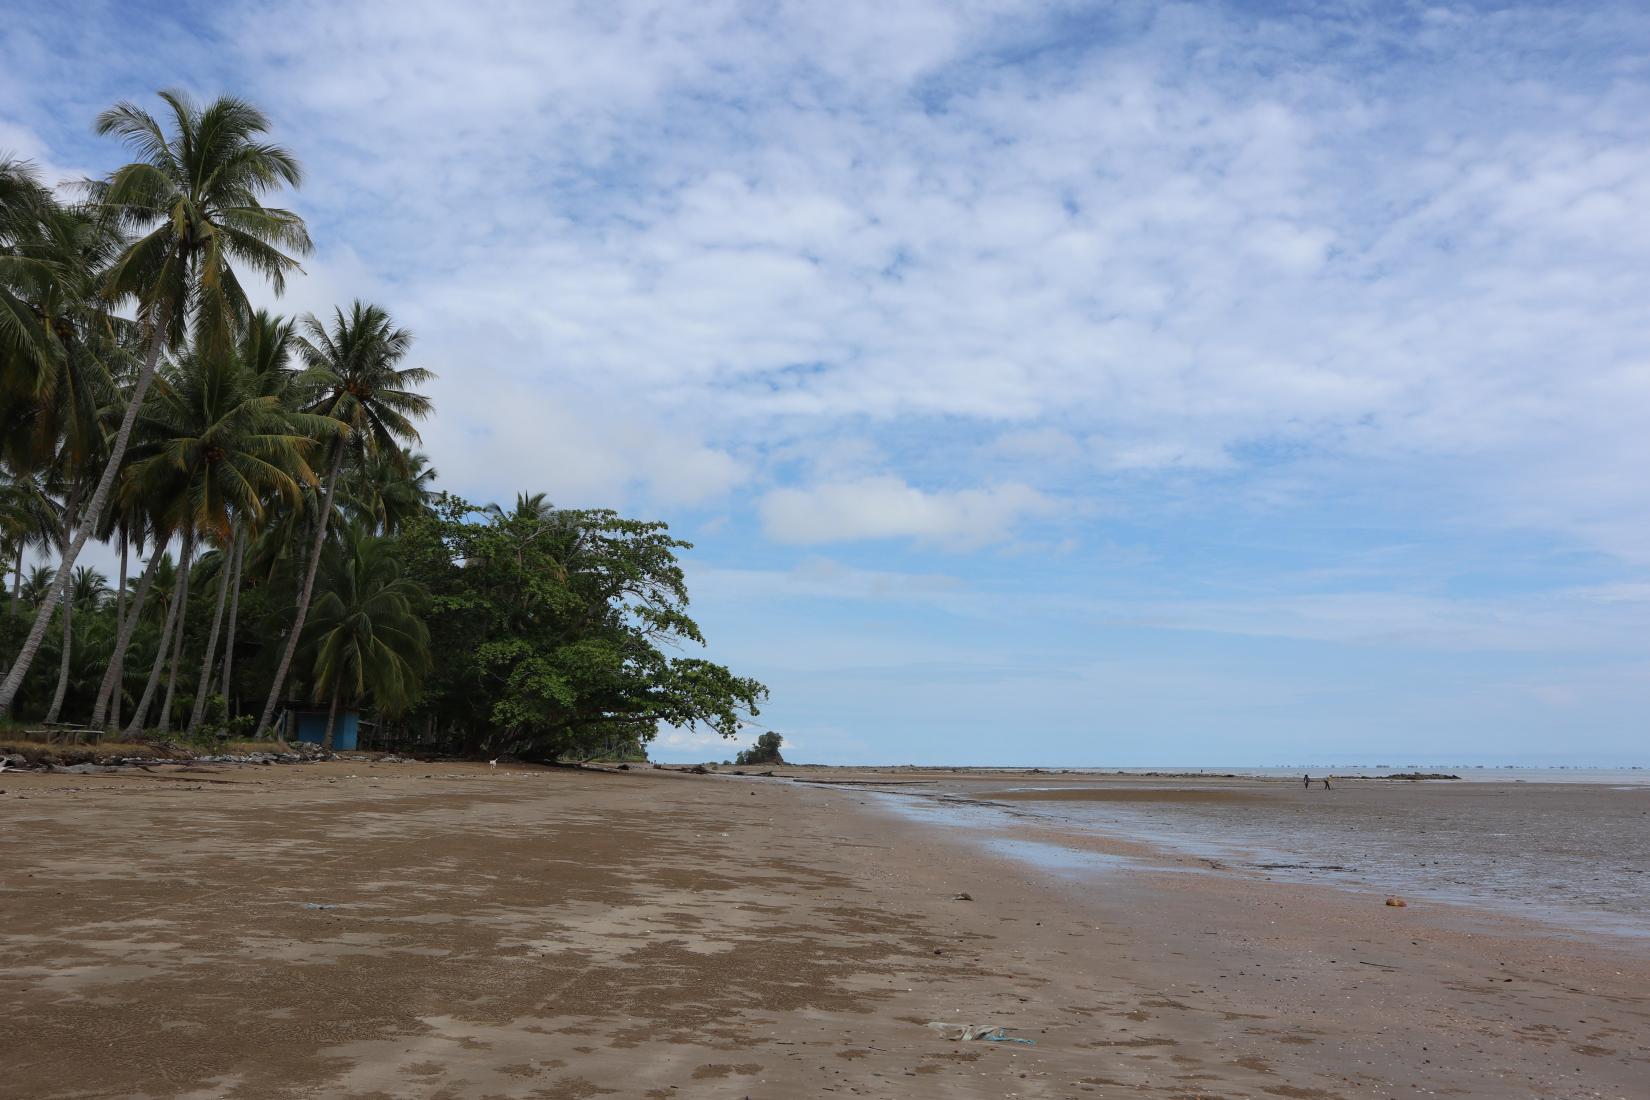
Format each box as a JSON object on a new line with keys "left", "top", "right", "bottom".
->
{"left": 1303, "top": 773, "right": 1311, "bottom": 789}
{"left": 1322, "top": 776, "right": 1332, "bottom": 790}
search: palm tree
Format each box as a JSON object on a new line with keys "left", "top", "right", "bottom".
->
{"left": 69, "top": 565, "right": 109, "bottom": 613}
{"left": 0, "top": 157, "right": 60, "bottom": 388}
{"left": 42, "top": 453, "right": 99, "bottom": 724}
{"left": 0, "top": 173, "right": 125, "bottom": 488}
{"left": 121, "top": 341, "right": 327, "bottom": 734}
{"left": 218, "top": 311, "right": 300, "bottom": 710}
{"left": 0, "top": 158, "right": 115, "bottom": 471}
{"left": 304, "top": 524, "right": 429, "bottom": 750}
{"left": 88, "top": 521, "right": 166, "bottom": 729}
{"left": 117, "top": 546, "right": 177, "bottom": 737}
{"left": 123, "top": 539, "right": 187, "bottom": 737}
{"left": 20, "top": 563, "right": 56, "bottom": 608}
{"left": 0, "top": 467, "right": 60, "bottom": 616}
{"left": 253, "top": 302, "right": 431, "bottom": 737}
{"left": 0, "top": 91, "right": 311, "bottom": 715}
{"left": 41, "top": 562, "right": 107, "bottom": 725}
{"left": 343, "top": 448, "right": 437, "bottom": 534}
{"left": 485, "top": 491, "right": 556, "bottom": 523}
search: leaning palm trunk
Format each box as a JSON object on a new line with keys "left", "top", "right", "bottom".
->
{"left": 0, "top": 334, "right": 167, "bottom": 714}
{"left": 43, "top": 491, "right": 82, "bottom": 725}
{"left": 186, "top": 535, "right": 235, "bottom": 735}
{"left": 254, "top": 439, "right": 344, "bottom": 738}
{"left": 91, "top": 544, "right": 164, "bottom": 728}
{"left": 219, "top": 531, "right": 246, "bottom": 711}
{"left": 125, "top": 598, "right": 183, "bottom": 737}
{"left": 43, "top": 587, "right": 73, "bottom": 724}
{"left": 123, "top": 541, "right": 188, "bottom": 737}
{"left": 155, "top": 531, "right": 195, "bottom": 734}
{"left": 108, "top": 539, "right": 129, "bottom": 728}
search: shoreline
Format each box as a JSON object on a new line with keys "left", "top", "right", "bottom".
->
{"left": 3, "top": 761, "right": 1646, "bottom": 1097}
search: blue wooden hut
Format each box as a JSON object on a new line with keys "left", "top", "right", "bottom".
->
{"left": 283, "top": 705, "right": 361, "bottom": 751}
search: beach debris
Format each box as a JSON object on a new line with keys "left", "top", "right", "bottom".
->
{"left": 1386, "top": 896, "right": 1408, "bottom": 907}
{"left": 925, "top": 1022, "right": 1035, "bottom": 1045}
{"left": 950, "top": 892, "right": 974, "bottom": 901}
{"left": 303, "top": 903, "right": 338, "bottom": 910}
{"left": 688, "top": 765, "right": 709, "bottom": 775}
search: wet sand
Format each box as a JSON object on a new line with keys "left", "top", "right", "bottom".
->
{"left": 2, "top": 762, "right": 1647, "bottom": 1098}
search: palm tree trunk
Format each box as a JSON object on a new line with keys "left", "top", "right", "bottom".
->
{"left": 43, "top": 489, "right": 82, "bottom": 725}
{"left": 43, "top": 586, "right": 72, "bottom": 724}
{"left": 186, "top": 535, "right": 235, "bottom": 735}
{"left": 322, "top": 684, "right": 341, "bottom": 752}
{"left": 92, "top": 541, "right": 164, "bottom": 729}
{"left": 108, "top": 538, "right": 128, "bottom": 726}
{"left": 254, "top": 437, "right": 344, "bottom": 737}
{"left": 0, "top": 329, "right": 167, "bottom": 715}
{"left": 156, "top": 531, "right": 195, "bottom": 734}
{"left": 219, "top": 527, "right": 246, "bottom": 708}
{"left": 124, "top": 541, "right": 188, "bottom": 738}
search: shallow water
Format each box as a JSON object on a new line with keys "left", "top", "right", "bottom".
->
{"left": 879, "top": 780, "right": 1650, "bottom": 939}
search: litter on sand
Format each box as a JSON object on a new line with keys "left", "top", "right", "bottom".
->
{"left": 925, "top": 1022, "right": 1035, "bottom": 1045}
{"left": 303, "top": 903, "right": 337, "bottom": 910}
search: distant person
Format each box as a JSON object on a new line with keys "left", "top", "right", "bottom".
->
{"left": 1323, "top": 777, "right": 1332, "bottom": 790}
{"left": 1303, "top": 773, "right": 1311, "bottom": 789}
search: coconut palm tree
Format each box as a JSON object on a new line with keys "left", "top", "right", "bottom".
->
{"left": 69, "top": 565, "right": 109, "bottom": 613}
{"left": 217, "top": 310, "right": 301, "bottom": 709}
{"left": 41, "top": 452, "right": 102, "bottom": 724}
{"left": 0, "top": 91, "right": 311, "bottom": 715}
{"left": 40, "top": 562, "right": 108, "bottom": 724}
{"left": 0, "top": 174, "right": 125, "bottom": 487}
{"left": 123, "top": 537, "right": 188, "bottom": 737}
{"left": 343, "top": 448, "right": 437, "bottom": 535}
{"left": 304, "top": 524, "right": 429, "bottom": 750}
{"left": 253, "top": 302, "right": 431, "bottom": 737}
{"left": 121, "top": 341, "right": 328, "bottom": 734}
{"left": 485, "top": 491, "right": 556, "bottom": 523}
{"left": 0, "top": 156, "right": 59, "bottom": 386}
{"left": 20, "top": 563, "right": 56, "bottom": 608}
{"left": 88, "top": 520, "right": 166, "bottom": 730}
{"left": 0, "top": 467, "right": 60, "bottom": 616}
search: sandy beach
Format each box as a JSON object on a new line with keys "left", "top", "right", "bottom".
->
{"left": 3, "top": 761, "right": 1647, "bottom": 1099}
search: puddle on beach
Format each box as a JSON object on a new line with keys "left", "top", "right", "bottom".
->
{"left": 981, "top": 837, "right": 1139, "bottom": 877}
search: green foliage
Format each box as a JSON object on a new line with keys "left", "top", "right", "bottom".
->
{"left": 191, "top": 693, "right": 254, "bottom": 742}
{"left": 404, "top": 494, "right": 766, "bottom": 760}
{"left": 122, "top": 341, "right": 333, "bottom": 540}
{"left": 303, "top": 523, "right": 430, "bottom": 716}
{"left": 735, "top": 731, "right": 785, "bottom": 766}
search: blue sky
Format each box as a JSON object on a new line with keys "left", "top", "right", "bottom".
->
{"left": 5, "top": 1, "right": 1648, "bottom": 765}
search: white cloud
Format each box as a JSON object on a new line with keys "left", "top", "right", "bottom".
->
{"left": 18, "top": 0, "right": 1615, "bottom": 559}
{"left": 421, "top": 366, "right": 746, "bottom": 509}
{"left": 759, "top": 476, "right": 1057, "bottom": 546}
{"left": 688, "top": 557, "right": 968, "bottom": 606}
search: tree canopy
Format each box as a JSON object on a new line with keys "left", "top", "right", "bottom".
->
{"left": 401, "top": 495, "right": 766, "bottom": 760}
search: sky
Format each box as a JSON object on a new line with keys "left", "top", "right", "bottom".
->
{"left": 3, "top": 0, "right": 1647, "bottom": 766}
